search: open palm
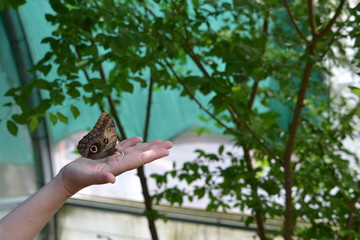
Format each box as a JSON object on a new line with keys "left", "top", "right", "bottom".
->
{"left": 60, "top": 136, "right": 173, "bottom": 194}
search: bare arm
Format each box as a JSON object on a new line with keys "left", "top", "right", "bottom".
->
{"left": 0, "top": 136, "right": 172, "bottom": 240}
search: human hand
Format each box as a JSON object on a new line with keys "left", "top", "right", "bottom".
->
{"left": 58, "top": 136, "right": 173, "bottom": 195}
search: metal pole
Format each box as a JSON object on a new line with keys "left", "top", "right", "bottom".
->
{"left": 1, "top": 8, "right": 57, "bottom": 240}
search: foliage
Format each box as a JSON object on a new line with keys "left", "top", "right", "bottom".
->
{"left": 0, "top": 0, "right": 25, "bottom": 11}
{"left": 2, "top": 0, "right": 360, "bottom": 239}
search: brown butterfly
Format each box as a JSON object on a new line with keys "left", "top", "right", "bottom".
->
{"left": 77, "top": 113, "right": 119, "bottom": 159}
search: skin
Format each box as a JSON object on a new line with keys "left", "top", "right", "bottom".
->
{"left": 0, "top": 136, "right": 173, "bottom": 240}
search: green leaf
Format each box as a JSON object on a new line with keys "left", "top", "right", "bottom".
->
{"left": 218, "top": 145, "right": 224, "bottom": 155}
{"left": 0, "top": 0, "right": 26, "bottom": 11}
{"left": 70, "top": 105, "right": 80, "bottom": 119}
{"left": 33, "top": 79, "right": 53, "bottom": 90}
{"left": 51, "top": 93, "right": 65, "bottom": 105}
{"left": 83, "top": 84, "right": 94, "bottom": 92}
{"left": 194, "top": 187, "right": 206, "bottom": 199}
{"left": 44, "top": 14, "right": 56, "bottom": 23}
{"left": 349, "top": 86, "right": 360, "bottom": 96}
{"left": 88, "top": 78, "right": 106, "bottom": 89}
{"left": 49, "top": 112, "right": 58, "bottom": 125}
{"left": 67, "top": 87, "right": 80, "bottom": 98}
{"left": 56, "top": 112, "right": 68, "bottom": 123}
{"left": 12, "top": 113, "right": 28, "bottom": 124}
{"left": 120, "top": 81, "right": 134, "bottom": 93}
{"left": 7, "top": 120, "right": 18, "bottom": 136}
{"left": 3, "top": 102, "right": 12, "bottom": 107}
{"left": 244, "top": 216, "right": 254, "bottom": 227}
{"left": 29, "top": 117, "right": 39, "bottom": 132}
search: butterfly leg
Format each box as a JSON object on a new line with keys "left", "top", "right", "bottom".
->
{"left": 119, "top": 149, "right": 125, "bottom": 156}
{"left": 114, "top": 149, "right": 125, "bottom": 161}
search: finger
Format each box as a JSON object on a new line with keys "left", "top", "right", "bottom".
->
{"left": 140, "top": 148, "right": 170, "bottom": 165}
{"left": 130, "top": 140, "right": 162, "bottom": 152}
{"left": 118, "top": 148, "right": 170, "bottom": 173}
{"left": 118, "top": 139, "right": 163, "bottom": 155}
{"left": 132, "top": 140, "right": 172, "bottom": 152}
{"left": 116, "top": 136, "right": 143, "bottom": 149}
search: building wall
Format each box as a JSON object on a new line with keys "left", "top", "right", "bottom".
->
{"left": 58, "top": 205, "right": 262, "bottom": 240}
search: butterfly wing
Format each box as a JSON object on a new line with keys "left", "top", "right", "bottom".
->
{"left": 77, "top": 113, "right": 118, "bottom": 159}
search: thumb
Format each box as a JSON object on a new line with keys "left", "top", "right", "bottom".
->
{"left": 93, "top": 171, "right": 116, "bottom": 184}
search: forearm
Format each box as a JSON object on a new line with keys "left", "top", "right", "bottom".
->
{"left": 0, "top": 174, "right": 72, "bottom": 240}
{"left": 0, "top": 139, "right": 172, "bottom": 240}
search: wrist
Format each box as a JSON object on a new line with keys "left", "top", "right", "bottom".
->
{"left": 54, "top": 169, "right": 79, "bottom": 197}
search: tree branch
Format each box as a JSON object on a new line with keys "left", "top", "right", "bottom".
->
{"left": 307, "top": 0, "right": 317, "bottom": 37}
{"left": 248, "top": 14, "right": 268, "bottom": 109}
{"left": 162, "top": 59, "right": 233, "bottom": 133}
{"left": 79, "top": 38, "right": 159, "bottom": 240}
{"left": 282, "top": 1, "right": 347, "bottom": 237}
{"left": 328, "top": 166, "right": 358, "bottom": 240}
{"left": 75, "top": 46, "right": 114, "bottom": 122}
{"left": 179, "top": 14, "right": 211, "bottom": 79}
{"left": 77, "top": 40, "right": 128, "bottom": 140}
{"left": 242, "top": 14, "right": 269, "bottom": 240}
{"left": 243, "top": 121, "right": 278, "bottom": 161}
{"left": 318, "top": 14, "right": 350, "bottom": 61}
{"left": 316, "top": 0, "right": 346, "bottom": 40}
{"left": 143, "top": 76, "right": 154, "bottom": 141}
{"left": 283, "top": 43, "right": 317, "bottom": 239}
{"left": 172, "top": 8, "right": 278, "bottom": 161}
{"left": 169, "top": 14, "right": 278, "bottom": 236}
{"left": 309, "top": 124, "right": 358, "bottom": 240}
{"left": 98, "top": 63, "right": 127, "bottom": 140}
{"left": 283, "top": 0, "right": 309, "bottom": 43}
{"left": 138, "top": 74, "right": 159, "bottom": 240}
{"left": 163, "top": 58, "right": 279, "bottom": 161}
{"left": 243, "top": 146, "right": 266, "bottom": 240}
{"left": 248, "top": 81, "right": 259, "bottom": 109}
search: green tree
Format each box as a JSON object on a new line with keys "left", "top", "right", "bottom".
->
{"left": 2, "top": 0, "right": 360, "bottom": 239}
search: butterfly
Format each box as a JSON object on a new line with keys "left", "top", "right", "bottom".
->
{"left": 77, "top": 113, "right": 119, "bottom": 159}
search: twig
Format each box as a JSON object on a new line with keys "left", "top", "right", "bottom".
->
{"left": 163, "top": 16, "right": 278, "bottom": 159}
{"left": 319, "top": 14, "right": 350, "bottom": 62}
{"left": 171, "top": 6, "right": 277, "bottom": 161}
{"left": 139, "top": 74, "right": 159, "bottom": 240}
{"left": 76, "top": 43, "right": 127, "bottom": 139}
{"left": 308, "top": 122, "right": 358, "bottom": 240}
{"left": 74, "top": 46, "right": 107, "bottom": 114}
{"left": 328, "top": 166, "right": 358, "bottom": 240}
{"left": 243, "top": 146, "right": 266, "bottom": 240}
{"left": 316, "top": 0, "right": 346, "bottom": 40}
{"left": 163, "top": 58, "right": 279, "bottom": 161}
{"left": 162, "top": 59, "right": 234, "bottom": 133}
{"left": 307, "top": 0, "right": 317, "bottom": 37}
{"left": 98, "top": 63, "right": 127, "bottom": 140}
{"left": 248, "top": 13, "right": 268, "bottom": 109}
{"left": 243, "top": 121, "right": 279, "bottom": 161}
{"left": 173, "top": 2, "right": 212, "bottom": 80}
{"left": 248, "top": 81, "right": 259, "bottom": 109}
{"left": 143, "top": 76, "right": 154, "bottom": 141}
{"left": 243, "top": 14, "right": 269, "bottom": 240}
{"left": 283, "top": 0, "right": 309, "bottom": 43}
